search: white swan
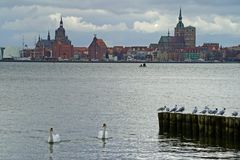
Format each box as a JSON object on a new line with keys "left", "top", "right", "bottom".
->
{"left": 98, "top": 123, "right": 108, "bottom": 139}
{"left": 48, "top": 128, "right": 61, "bottom": 143}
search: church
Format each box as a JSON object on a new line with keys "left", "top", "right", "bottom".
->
{"left": 158, "top": 9, "right": 196, "bottom": 52}
{"left": 34, "top": 17, "right": 73, "bottom": 60}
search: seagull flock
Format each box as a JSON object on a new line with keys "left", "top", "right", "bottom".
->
{"left": 157, "top": 105, "right": 238, "bottom": 117}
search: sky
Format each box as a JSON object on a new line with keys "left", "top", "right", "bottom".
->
{"left": 0, "top": 0, "right": 240, "bottom": 52}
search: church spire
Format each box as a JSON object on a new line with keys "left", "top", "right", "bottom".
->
{"left": 176, "top": 8, "right": 184, "bottom": 29}
{"left": 60, "top": 16, "right": 63, "bottom": 27}
{"left": 47, "top": 31, "right": 50, "bottom": 40}
{"left": 179, "top": 8, "right": 182, "bottom": 22}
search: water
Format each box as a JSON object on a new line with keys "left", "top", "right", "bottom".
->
{"left": 0, "top": 62, "right": 239, "bottom": 159}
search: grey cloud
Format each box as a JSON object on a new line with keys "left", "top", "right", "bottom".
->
{"left": 0, "top": 0, "right": 239, "bottom": 47}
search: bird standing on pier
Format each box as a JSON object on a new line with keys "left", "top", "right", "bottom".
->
{"left": 232, "top": 111, "right": 238, "bottom": 117}
{"left": 176, "top": 106, "right": 185, "bottom": 112}
{"left": 217, "top": 108, "right": 226, "bottom": 115}
{"left": 157, "top": 106, "right": 166, "bottom": 112}
{"left": 200, "top": 106, "right": 208, "bottom": 114}
{"left": 212, "top": 108, "right": 218, "bottom": 115}
{"left": 170, "top": 105, "right": 178, "bottom": 112}
{"left": 166, "top": 107, "right": 170, "bottom": 112}
{"left": 192, "top": 106, "right": 198, "bottom": 114}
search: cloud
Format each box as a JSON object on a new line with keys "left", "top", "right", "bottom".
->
{"left": 185, "top": 15, "right": 240, "bottom": 35}
{"left": 49, "top": 13, "right": 128, "bottom": 32}
{"left": 0, "top": 0, "right": 240, "bottom": 47}
{"left": 133, "top": 11, "right": 176, "bottom": 33}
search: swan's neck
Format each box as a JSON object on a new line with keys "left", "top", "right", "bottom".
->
{"left": 49, "top": 131, "right": 53, "bottom": 142}
{"left": 102, "top": 127, "right": 106, "bottom": 139}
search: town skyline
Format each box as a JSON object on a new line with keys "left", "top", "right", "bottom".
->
{"left": 0, "top": 0, "right": 240, "bottom": 51}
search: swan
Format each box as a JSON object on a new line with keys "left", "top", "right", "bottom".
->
{"left": 98, "top": 123, "right": 108, "bottom": 139}
{"left": 48, "top": 128, "right": 61, "bottom": 143}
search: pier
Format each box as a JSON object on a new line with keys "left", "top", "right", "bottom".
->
{"left": 158, "top": 112, "right": 240, "bottom": 149}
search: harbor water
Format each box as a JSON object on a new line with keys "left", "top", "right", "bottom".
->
{"left": 0, "top": 62, "right": 239, "bottom": 159}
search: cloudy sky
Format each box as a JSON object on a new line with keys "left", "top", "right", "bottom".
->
{"left": 0, "top": 0, "right": 240, "bottom": 50}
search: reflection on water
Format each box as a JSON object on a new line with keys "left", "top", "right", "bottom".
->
{"left": 101, "top": 139, "right": 106, "bottom": 148}
{"left": 159, "top": 132, "right": 240, "bottom": 150}
{"left": 158, "top": 135, "right": 240, "bottom": 159}
{"left": 49, "top": 143, "right": 53, "bottom": 154}
{"left": 48, "top": 144, "right": 53, "bottom": 160}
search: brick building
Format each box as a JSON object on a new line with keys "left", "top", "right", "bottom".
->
{"left": 158, "top": 8, "right": 196, "bottom": 51}
{"left": 88, "top": 35, "right": 107, "bottom": 61}
{"left": 32, "top": 17, "right": 73, "bottom": 60}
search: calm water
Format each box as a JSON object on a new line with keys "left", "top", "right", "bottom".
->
{"left": 0, "top": 62, "right": 239, "bottom": 160}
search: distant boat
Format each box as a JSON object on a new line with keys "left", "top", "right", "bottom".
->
{"left": 139, "top": 63, "right": 147, "bottom": 67}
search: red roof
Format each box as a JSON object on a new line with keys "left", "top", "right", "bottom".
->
{"left": 96, "top": 39, "right": 107, "bottom": 48}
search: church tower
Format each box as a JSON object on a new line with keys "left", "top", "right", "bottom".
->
{"left": 55, "top": 17, "right": 71, "bottom": 45}
{"left": 174, "top": 8, "right": 185, "bottom": 37}
{"left": 55, "top": 17, "right": 65, "bottom": 42}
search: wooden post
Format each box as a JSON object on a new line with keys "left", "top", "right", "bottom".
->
{"left": 185, "top": 114, "right": 192, "bottom": 138}
{"left": 158, "top": 112, "right": 164, "bottom": 134}
{"left": 176, "top": 113, "right": 182, "bottom": 136}
{"left": 169, "top": 113, "right": 177, "bottom": 137}
{"left": 163, "top": 112, "right": 170, "bottom": 134}
{"left": 192, "top": 114, "right": 198, "bottom": 139}
{"left": 198, "top": 115, "right": 205, "bottom": 137}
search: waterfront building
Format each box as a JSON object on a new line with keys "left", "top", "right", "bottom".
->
{"left": 55, "top": 17, "right": 71, "bottom": 45}
{"left": 158, "top": 8, "right": 196, "bottom": 52}
{"left": 73, "top": 47, "right": 88, "bottom": 60}
{"left": 31, "top": 17, "right": 73, "bottom": 61}
{"left": 88, "top": 35, "right": 107, "bottom": 61}
{"left": 174, "top": 8, "right": 196, "bottom": 48}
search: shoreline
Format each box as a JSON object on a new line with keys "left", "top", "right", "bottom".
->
{"left": 0, "top": 60, "right": 239, "bottom": 64}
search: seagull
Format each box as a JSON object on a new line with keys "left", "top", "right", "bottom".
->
{"left": 157, "top": 106, "right": 166, "bottom": 112}
{"left": 176, "top": 106, "right": 185, "bottom": 112}
{"left": 166, "top": 107, "right": 170, "bottom": 112}
{"left": 232, "top": 111, "right": 238, "bottom": 117}
{"left": 200, "top": 106, "right": 208, "bottom": 114}
{"left": 212, "top": 108, "right": 218, "bottom": 115}
{"left": 208, "top": 107, "right": 215, "bottom": 114}
{"left": 170, "top": 105, "right": 178, "bottom": 112}
{"left": 217, "top": 108, "right": 226, "bottom": 115}
{"left": 192, "top": 106, "right": 198, "bottom": 114}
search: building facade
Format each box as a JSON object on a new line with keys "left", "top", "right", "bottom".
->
{"left": 88, "top": 35, "right": 107, "bottom": 61}
{"left": 31, "top": 17, "right": 73, "bottom": 60}
{"left": 158, "top": 8, "right": 196, "bottom": 51}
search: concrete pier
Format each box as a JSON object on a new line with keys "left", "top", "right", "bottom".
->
{"left": 158, "top": 112, "right": 240, "bottom": 149}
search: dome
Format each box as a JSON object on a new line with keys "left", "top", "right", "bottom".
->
{"left": 176, "top": 21, "right": 184, "bottom": 29}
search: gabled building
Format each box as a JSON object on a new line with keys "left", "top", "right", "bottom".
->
{"left": 158, "top": 30, "right": 185, "bottom": 51}
{"left": 88, "top": 35, "right": 107, "bottom": 61}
